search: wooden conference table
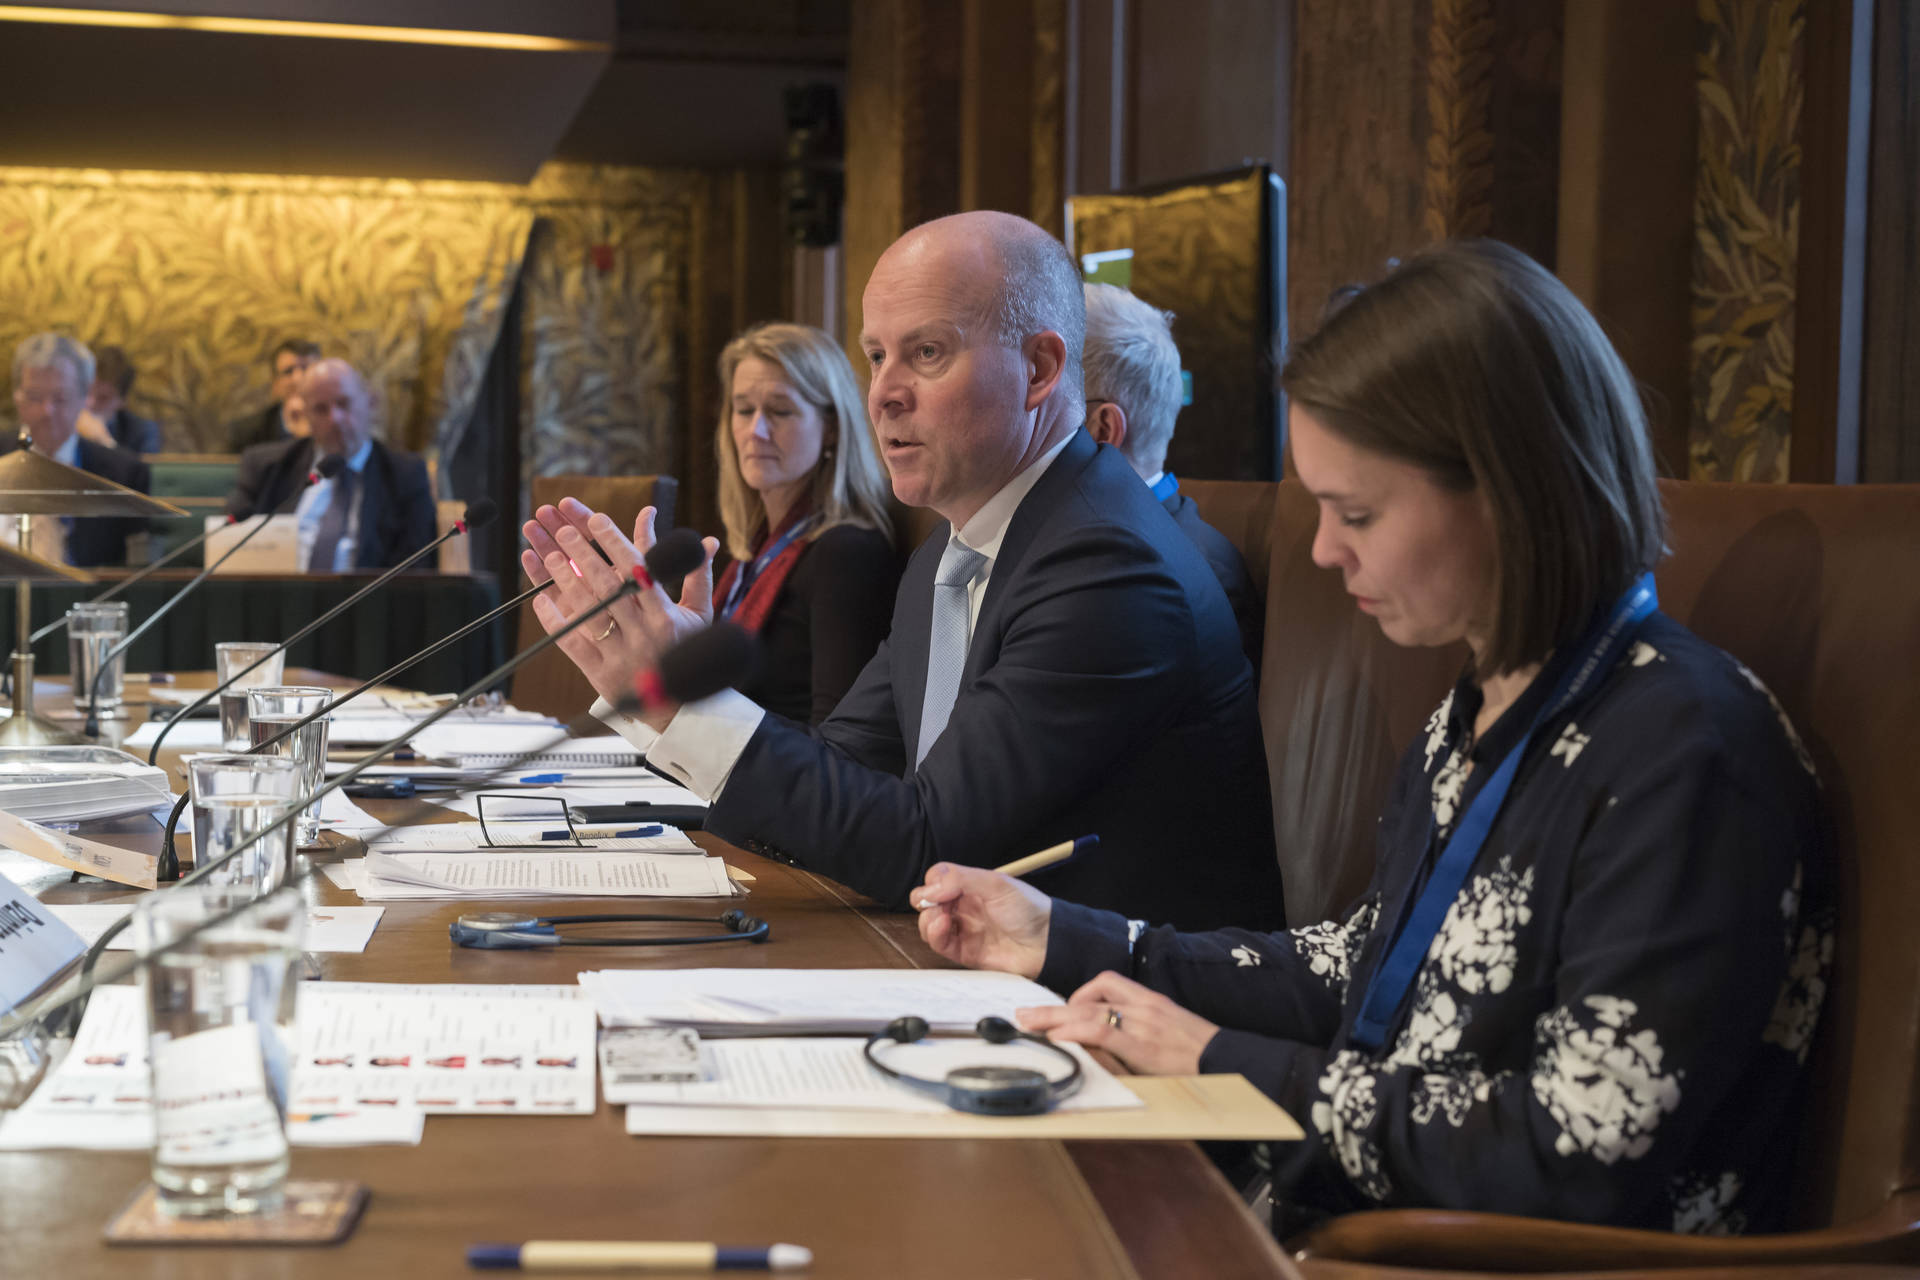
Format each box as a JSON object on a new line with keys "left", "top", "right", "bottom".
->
{"left": 0, "top": 676, "right": 1300, "bottom": 1280}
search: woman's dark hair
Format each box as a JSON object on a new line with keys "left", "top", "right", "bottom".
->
{"left": 1281, "top": 240, "right": 1665, "bottom": 674}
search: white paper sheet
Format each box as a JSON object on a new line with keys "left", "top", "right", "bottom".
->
{"left": 362, "top": 823, "right": 700, "bottom": 853}
{"left": 354, "top": 848, "right": 735, "bottom": 900}
{"left": 578, "top": 968, "right": 1065, "bottom": 1035}
{"left": 46, "top": 904, "right": 385, "bottom": 954}
{"left": 607, "top": 1035, "right": 1139, "bottom": 1114}
{"left": 123, "top": 719, "right": 226, "bottom": 750}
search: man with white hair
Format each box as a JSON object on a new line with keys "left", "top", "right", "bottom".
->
{"left": 523, "top": 211, "right": 1284, "bottom": 931}
{"left": 1083, "top": 282, "right": 1260, "bottom": 668}
{"left": 5, "top": 333, "right": 152, "bottom": 566}
{"left": 224, "top": 358, "right": 435, "bottom": 570}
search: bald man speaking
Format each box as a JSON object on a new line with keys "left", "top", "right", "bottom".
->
{"left": 525, "top": 212, "right": 1283, "bottom": 930}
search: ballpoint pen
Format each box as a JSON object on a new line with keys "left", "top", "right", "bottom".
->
{"left": 467, "top": 1241, "right": 812, "bottom": 1272}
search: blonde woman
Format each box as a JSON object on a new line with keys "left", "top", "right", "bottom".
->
{"left": 711, "top": 322, "right": 896, "bottom": 724}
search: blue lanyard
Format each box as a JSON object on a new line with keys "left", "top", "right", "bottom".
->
{"left": 1148, "top": 472, "right": 1179, "bottom": 503}
{"left": 1347, "top": 573, "right": 1659, "bottom": 1052}
{"left": 717, "top": 513, "right": 819, "bottom": 619}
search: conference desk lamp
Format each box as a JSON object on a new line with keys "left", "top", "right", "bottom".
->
{"left": 0, "top": 444, "right": 184, "bottom": 747}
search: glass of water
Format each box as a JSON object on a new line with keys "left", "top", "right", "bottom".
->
{"left": 246, "top": 686, "right": 332, "bottom": 847}
{"left": 187, "top": 754, "right": 302, "bottom": 893}
{"left": 135, "top": 887, "right": 304, "bottom": 1218}
{"left": 215, "top": 642, "right": 285, "bottom": 752}
{"left": 67, "top": 601, "right": 129, "bottom": 712}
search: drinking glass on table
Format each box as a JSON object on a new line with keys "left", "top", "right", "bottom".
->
{"left": 136, "top": 886, "right": 303, "bottom": 1218}
{"left": 67, "top": 601, "right": 129, "bottom": 713}
{"left": 214, "top": 642, "right": 285, "bottom": 751}
{"left": 186, "top": 754, "right": 301, "bottom": 893}
{"left": 246, "top": 686, "right": 332, "bottom": 847}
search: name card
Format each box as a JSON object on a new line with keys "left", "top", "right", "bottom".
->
{"left": 0, "top": 808, "right": 157, "bottom": 890}
{"left": 0, "top": 870, "right": 88, "bottom": 1016}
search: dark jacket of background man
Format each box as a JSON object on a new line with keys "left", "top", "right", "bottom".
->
{"left": 225, "top": 434, "right": 437, "bottom": 569}
{"left": 0, "top": 434, "right": 151, "bottom": 568}
{"left": 1161, "top": 488, "right": 1260, "bottom": 669}
{"left": 712, "top": 428, "right": 1285, "bottom": 930}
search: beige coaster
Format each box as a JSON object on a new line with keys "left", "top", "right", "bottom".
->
{"left": 104, "top": 1179, "right": 368, "bottom": 1246}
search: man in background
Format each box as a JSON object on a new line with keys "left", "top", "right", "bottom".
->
{"left": 5, "top": 333, "right": 151, "bottom": 567}
{"left": 224, "top": 338, "right": 319, "bottom": 451}
{"left": 1083, "top": 282, "right": 1261, "bottom": 670}
{"left": 78, "top": 345, "right": 164, "bottom": 454}
{"left": 225, "top": 358, "right": 435, "bottom": 571}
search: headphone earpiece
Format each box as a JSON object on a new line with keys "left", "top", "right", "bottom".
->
{"left": 886, "top": 1015, "right": 930, "bottom": 1043}
{"left": 977, "top": 1016, "right": 1019, "bottom": 1044}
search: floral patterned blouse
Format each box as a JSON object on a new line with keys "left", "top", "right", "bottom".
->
{"left": 1038, "top": 612, "right": 1832, "bottom": 1234}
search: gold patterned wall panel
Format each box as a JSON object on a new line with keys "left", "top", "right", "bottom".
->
{"left": 1690, "top": 0, "right": 1804, "bottom": 482}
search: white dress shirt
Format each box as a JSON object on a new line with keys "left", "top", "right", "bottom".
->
{"left": 592, "top": 431, "right": 1077, "bottom": 801}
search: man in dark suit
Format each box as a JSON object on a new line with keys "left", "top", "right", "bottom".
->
{"left": 81, "top": 345, "right": 164, "bottom": 454}
{"left": 7, "top": 333, "right": 152, "bottom": 568}
{"left": 223, "top": 339, "right": 319, "bottom": 452}
{"left": 1082, "top": 283, "right": 1261, "bottom": 671}
{"left": 224, "top": 359, "right": 436, "bottom": 571}
{"left": 523, "top": 212, "right": 1284, "bottom": 931}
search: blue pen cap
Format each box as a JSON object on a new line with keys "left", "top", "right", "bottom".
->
{"left": 467, "top": 1243, "right": 523, "bottom": 1269}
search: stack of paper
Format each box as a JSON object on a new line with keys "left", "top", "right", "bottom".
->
{"left": 322, "top": 824, "right": 734, "bottom": 900}
{"left": 47, "top": 904, "right": 386, "bottom": 953}
{"left": 0, "top": 746, "right": 172, "bottom": 822}
{"left": 578, "top": 968, "right": 1067, "bottom": 1035}
{"left": 405, "top": 725, "right": 641, "bottom": 769}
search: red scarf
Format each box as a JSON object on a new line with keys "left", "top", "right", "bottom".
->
{"left": 713, "top": 505, "right": 819, "bottom": 634}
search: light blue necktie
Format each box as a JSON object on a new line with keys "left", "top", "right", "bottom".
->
{"left": 916, "top": 539, "right": 988, "bottom": 767}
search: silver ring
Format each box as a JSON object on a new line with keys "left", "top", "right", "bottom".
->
{"left": 1105, "top": 1006, "right": 1123, "bottom": 1032}
{"left": 594, "top": 619, "right": 619, "bottom": 642}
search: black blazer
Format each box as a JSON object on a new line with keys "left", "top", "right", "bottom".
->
{"left": 224, "top": 403, "right": 285, "bottom": 452}
{"left": 737, "top": 524, "right": 898, "bottom": 725}
{"left": 0, "top": 435, "right": 151, "bottom": 567}
{"left": 223, "top": 436, "right": 437, "bottom": 570}
{"left": 706, "top": 430, "right": 1285, "bottom": 930}
{"left": 1163, "top": 490, "right": 1262, "bottom": 674}
{"left": 103, "top": 408, "right": 163, "bottom": 454}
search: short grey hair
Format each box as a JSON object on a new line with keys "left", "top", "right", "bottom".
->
{"left": 984, "top": 218, "right": 1086, "bottom": 413}
{"left": 12, "top": 333, "right": 94, "bottom": 397}
{"left": 1083, "top": 283, "right": 1182, "bottom": 474}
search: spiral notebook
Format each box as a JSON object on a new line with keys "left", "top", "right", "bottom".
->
{"left": 404, "top": 726, "right": 642, "bottom": 769}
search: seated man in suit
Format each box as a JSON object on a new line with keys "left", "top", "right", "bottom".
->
{"left": 6, "top": 333, "right": 151, "bottom": 567}
{"left": 1083, "top": 283, "right": 1261, "bottom": 670}
{"left": 224, "top": 338, "right": 319, "bottom": 452}
{"left": 78, "top": 345, "right": 164, "bottom": 454}
{"left": 524, "top": 211, "right": 1285, "bottom": 931}
{"left": 223, "top": 358, "right": 436, "bottom": 571}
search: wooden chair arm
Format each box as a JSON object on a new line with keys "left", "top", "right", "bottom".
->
{"left": 1290, "top": 1189, "right": 1920, "bottom": 1271}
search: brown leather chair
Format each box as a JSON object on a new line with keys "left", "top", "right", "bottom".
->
{"left": 509, "top": 473, "right": 678, "bottom": 719}
{"left": 1198, "top": 479, "right": 1920, "bottom": 1269}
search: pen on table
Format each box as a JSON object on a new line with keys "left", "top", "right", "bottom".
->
{"left": 467, "top": 1241, "right": 812, "bottom": 1272}
{"left": 912, "top": 835, "right": 1099, "bottom": 910}
{"left": 538, "top": 825, "right": 664, "bottom": 841}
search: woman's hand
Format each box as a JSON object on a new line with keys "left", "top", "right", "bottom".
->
{"left": 913, "top": 864, "right": 1052, "bottom": 980}
{"left": 520, "top": 500, "right": 719, "bottom": 720}
{"left": 1017, "top": 971, "right": 1218, "bottom": 1076}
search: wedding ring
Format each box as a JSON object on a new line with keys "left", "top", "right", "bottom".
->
{"left": 594, "top": 619, "right": 619, "bottom": 642}
{"left": 1105, "top": 1007, "right": 1123, "bottom": 1032}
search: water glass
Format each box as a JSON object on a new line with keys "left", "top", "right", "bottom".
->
{"left": 246, "top": 686, "right": 332, "bottom": 847}
{"left": 67, "top": 601, "right": 129, "bottom": 712}
{"left": 135, "top": 887, "right": 303, "bottom": 1218}
{"left": 187, "top": 754, "right": 302, "bottom": 894}
{"left": 215, "top": 642, "right": 285, "bottom": 752}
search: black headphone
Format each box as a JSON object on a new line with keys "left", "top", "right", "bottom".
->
{"left": 449, "top": 910, "right": 769, "bottom": 949}
{"left": 862, "top": 1015, "right": 1083, "bottom": 1115}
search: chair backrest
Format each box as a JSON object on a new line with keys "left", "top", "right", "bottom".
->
{"left": 509, "top": 473, "right": 678, "bottom": 718}
{"left": 1238, "top": 477, "right": 1920, "bottom": 1230}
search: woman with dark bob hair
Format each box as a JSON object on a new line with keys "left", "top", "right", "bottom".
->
{"left": 912, "top": 241, "right": 1832, "bottom": 1234}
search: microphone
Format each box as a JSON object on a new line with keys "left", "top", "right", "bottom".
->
{"left": 633, "top": 527, "right": 706, "bottom": 589}
{"left": 634, "top": 621, "right": 760, "bottom": 710}
{"left": 143, "top": 498, "right": 498, "bottom": 766}
{"left": 81, "top": 511, "right": 281, "bottom": 737}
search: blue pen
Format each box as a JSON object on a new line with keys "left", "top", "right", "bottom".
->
{"left": 519, "top": 773, "right": 565, "bottom": 785}
{"left": 538, "top": 825, "right": 664, "bottom": 841}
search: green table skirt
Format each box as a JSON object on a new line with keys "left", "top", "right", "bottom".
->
{"left": 1, "top": 571, "right": 507, "bottom": 693}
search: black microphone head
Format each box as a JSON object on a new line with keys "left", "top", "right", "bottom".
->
{"left": 314, "top": 454, "right": 346, "bottom": 480}
{"left": 461, "top": 498, "right": 499, "bottom": 530}
{"left": 653, "top": 621, "right": 760, "bottom": 705}
{"left": 644, "top": 527, "right": 706, "bottom": 583}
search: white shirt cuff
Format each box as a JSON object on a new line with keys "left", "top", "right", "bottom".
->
{"left": 590, "top": 696, "right": 661, "bottom": 752}
{"left": 623, "top": 688, "right": 765, "bottom": 803}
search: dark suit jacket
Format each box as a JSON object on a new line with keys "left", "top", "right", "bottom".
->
{"left": 0, "top": 435, "right": 151, "bottom": 567}
{"left": 225, "top": 403, "right": 285, "bottom": 452}
{"left": 707, "top": 430, "right": 1285, "bottom": 930}
{"left": 103, "top": 408, "right": 163, "bottom": 454}
{"left": 1163, "top": 490, "right": 1262, "bottom": 674}
{"left": 223, "top": 436, "right": 437, "bottom": 570}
